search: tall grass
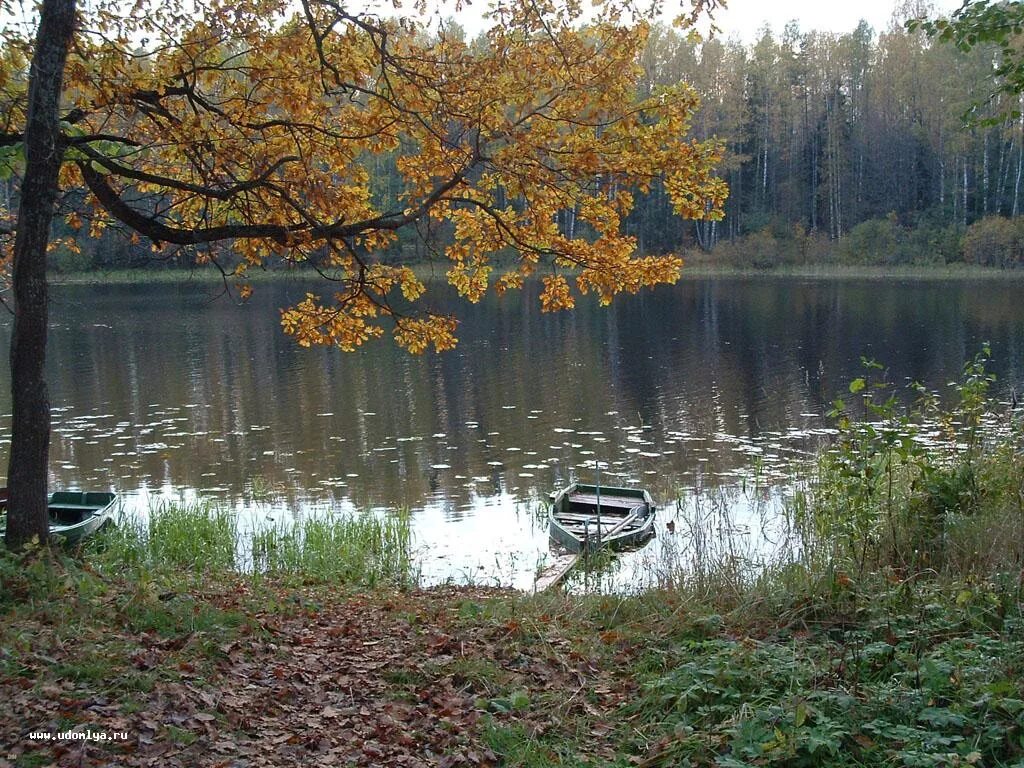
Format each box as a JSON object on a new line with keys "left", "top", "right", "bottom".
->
{"left": 92, "top": 501, "right": 415, "bottom": 588}
{"left": 634, "top": 347, "right": 1024, "bottom": 615}
{"left": 249, "top": 511, "right": 415, "bottom": 587}
{"left": 97, "top": 500, "right": 236, "bottom": 571}
{"left": 790, "top": 348, "right": 1024, "bottom": 581}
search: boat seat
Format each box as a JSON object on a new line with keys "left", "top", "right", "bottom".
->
{"left": 49, "top": 506, "right": 90, "bottom": 524}
{"left": 568, "top": 494, "right": 639, "bottom": 509}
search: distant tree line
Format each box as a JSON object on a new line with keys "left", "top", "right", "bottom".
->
{"left": 627, "top": 12, "right": 1024, "bottom": 267}
{"left": 11, "top": 6, "right": 1024, "bottom": 273}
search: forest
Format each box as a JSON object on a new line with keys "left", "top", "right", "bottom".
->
{"left": 622, "top": 12, "right": 1024, "bottom": 268}
{"left": 29, "top": 8, "right": 1024, "bottom": 273}
{"left": 626, "top": 13, "right": 1024, "bottom": 267}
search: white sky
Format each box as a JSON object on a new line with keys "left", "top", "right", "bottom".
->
{"left": 421, "top": 0, "right": 970, "bottom": 40}
{"left": 414, "top": 0, "right": 968, "bottom": 42}
{"left": 1, "top": 0, "right": 968, "bottom": 44}
{"left": 709, "top": 0, "right": 964, "bottom": 42}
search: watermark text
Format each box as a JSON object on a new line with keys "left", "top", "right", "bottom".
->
{"left": 27, "top": 729, "right": 129, "bottom": 743}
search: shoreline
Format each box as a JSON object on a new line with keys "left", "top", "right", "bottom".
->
{"left": 3, "top": 376, "right": 1022, "bottom": 767}
{"left": 47, "top": 260, "right": 1024, "bottom": 286}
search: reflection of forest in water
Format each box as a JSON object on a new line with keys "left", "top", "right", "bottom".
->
{"left": 0, "top": 276, "right": 1022, "bottom": 517}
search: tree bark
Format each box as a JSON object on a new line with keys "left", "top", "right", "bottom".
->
{"left": 1014, "top": 117, "right": 1023, "bottom": 217}
{"left": 963, "top": 156, "right": 968, "bottom": 228}
{"left": 4, "top": 0, "right": 76, "bottom": 550}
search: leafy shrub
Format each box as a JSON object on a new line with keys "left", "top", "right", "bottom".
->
{"left": 799, "top": 346, "right": 1023, "bottom": 574}
{"left": 961, "top": 215, "right": 1024, "bottom": 267}
{"left": 905, "top": 221, "right": 963, "bottom": 264}
{"left": 711, "top": 227, "right": 802, "bottom": 269}
{"left": 48, "top": 242, "right": 94, "bottom": 273}
{"left": 707, "top": 217, "right": 966, "bottom": 268}
{"left": 839, "top": 215, "right": 904, "bottom": 264}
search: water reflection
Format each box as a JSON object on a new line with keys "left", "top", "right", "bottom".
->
{"left": 1, "top": 275, "right": 1022, "bottom": 587}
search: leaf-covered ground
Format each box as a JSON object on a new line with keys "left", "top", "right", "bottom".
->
{"left": 1, "top": 580, "right": 632, "bottom": 768}
{"left": 3, "top": 573, "right": 1024, "bottom": 768}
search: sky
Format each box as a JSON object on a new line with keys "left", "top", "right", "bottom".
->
{"left": 707, "top": 0, "right": 964, "bottom": 42}
{"left": 0, "top": 0, "right": 969, "bottom": 45}
{"left": 396, "top": 0, "right": 968, "bottom": 42}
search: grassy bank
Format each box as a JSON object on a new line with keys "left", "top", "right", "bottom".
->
{"left": 2, "top": 555, "right": 1021, "bottom": 767}
{"left": 46, "top": 259, "right": 1024, "bottom": 287}
{"left": 2, "top": 353, "right": 1023, "bottom": 767}
{"left": 47, "top": 262, "right": 464, "bottom": 286}
{"left": 678, "top": 256, "right": 1024, "bottom": 280}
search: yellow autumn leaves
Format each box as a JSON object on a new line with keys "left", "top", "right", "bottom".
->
{"left": 0, "top": 0, "right": 726, "bottom": 353}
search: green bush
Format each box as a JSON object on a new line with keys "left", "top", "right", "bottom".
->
{"left": 839, "top": 215, "right": 904, "bottom": 264}
{"left": 904, "top": 220, "right": 963, "bottom": 264}
{"left": 48, "top": 242, "right": 94, "bottom": 273}
{"left": 706, "top": 217, "right": 967, "bottom": 268}
{"left": 711, "top": 227, "right": 802, "bottom": 269}
{"left": 797, "top": 346, "right": 1024, "bottom": 575}
{"left": 961, "top": 215, "right": 1024, "bottom": 267}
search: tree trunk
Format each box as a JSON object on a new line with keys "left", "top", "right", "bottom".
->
{"left": 4, "top": 0, "right": 76, "bottom": 551}
{"left": 1014, "top": 116, "right": 1023, "bottom": 218}
{"left": 1014, "top": 140, "right": 1022, "bottom": 218}
{"left": 962, "top": 156, "right": 968, "bottom": 228}
{"left": 983, "top": 131, "right": 989, "bottom": 215}
{"left": 939, "top": 125, "right": 945, "bottom": 207}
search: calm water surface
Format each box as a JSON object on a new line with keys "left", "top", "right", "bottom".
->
{"left": 1, "top": 276, "right": 1022, "bottom": 587}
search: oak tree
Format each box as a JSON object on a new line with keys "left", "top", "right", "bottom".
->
{"left": 0, "top": 0, "right": 726, "bottom": 548}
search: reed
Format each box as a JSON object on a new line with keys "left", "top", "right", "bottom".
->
{"left": 249, "top": 510, "right": 415, "bottom": 587}
{"left": 98, "top": 499, "right": 236, "bottom": 572}
{"left": 631, "top": 346, "right": 1024, "bottom": 617}
{"left": 91, "top": 500, "right": 416, "bottom": 588}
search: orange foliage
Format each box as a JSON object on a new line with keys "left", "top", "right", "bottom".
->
{"left": 0, "top": 0, "right": 727, "bottom": 351}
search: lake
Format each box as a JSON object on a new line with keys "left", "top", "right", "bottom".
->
{"left": 1, "top": 274, "right": 1022, "bottom": 587}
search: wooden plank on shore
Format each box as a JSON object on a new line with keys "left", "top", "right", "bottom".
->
{"left": 533, "top": 553, "right": 580, "bottom": 593}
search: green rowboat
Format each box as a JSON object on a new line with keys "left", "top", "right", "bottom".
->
{"left": 548, "top": 482, "right": 656, "bottom": 554}
{"left": 0, "top": 491, "right": 117, "bottom": 545}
